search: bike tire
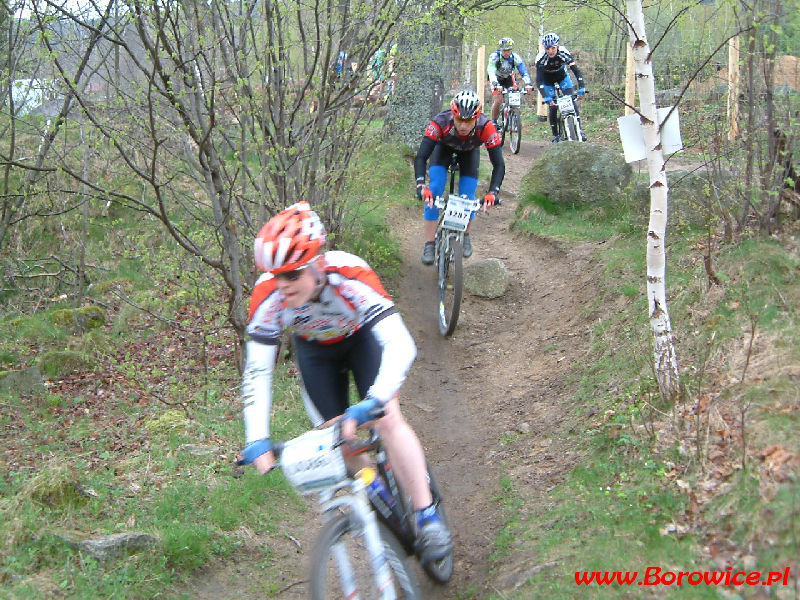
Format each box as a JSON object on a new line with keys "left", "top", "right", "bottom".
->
{"left": 500, "top": 111, "right": 507, "bottom": 147}
{"left": 565, "top": 115, "right": 579, "bottom": 142}
{"left": 509, "top": 110, "right": 521, "bottom": 154}
{"left": 421, "top": 464, "right": 454, "bottom": 583}
{"left": 437, "top": 237, "right": 463, "bottom": 337}
{"left": 310, "top": 514, "right": 422, "bottom": 600}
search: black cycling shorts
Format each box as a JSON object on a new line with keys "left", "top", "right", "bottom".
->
{"left": 293, "top": 323, "right": 383, "bottom": 422}
{"left": 495, "top": 75, "right": 515, "bottom": 90}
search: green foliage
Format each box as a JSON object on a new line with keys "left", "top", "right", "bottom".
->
{"left": 492, "top": 150, "right": 800, "bottom": 596}
{"left": 337, "top": 139, "right": 408, "bottom": 281}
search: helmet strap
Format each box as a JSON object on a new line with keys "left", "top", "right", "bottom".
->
{"left": 308, "top": 256, "right": 326, "bottom": 301}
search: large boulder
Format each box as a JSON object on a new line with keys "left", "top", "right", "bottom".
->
{"left": 520, "top": 142, "right": 633, "bottom": 207}
{"left": 465, "top": 258, "right": 508, "bottom": 298}
{"left": 50, "top": 305, "right": 106, "bottom": 333}
{"left": 37, "top": 350, "right": 96, "bottom": 380}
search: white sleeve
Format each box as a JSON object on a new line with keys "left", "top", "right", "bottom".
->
{"left": 367, "top": 312, "right": 417, "bottom": 404}
{"left": 241, "top": 340, "right": 277, "bottom": 443}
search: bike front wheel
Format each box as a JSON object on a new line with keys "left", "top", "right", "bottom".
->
{"left": 565, "top": 114, "right": 579, "bottom": 142}
{"left": 437, "top": 236, "right": 463, "bottom": 337}
{"left": 310, "top": 514, "right": 422, "bottom": 600}
{"left": 509, "top": 109, "right": 521, "bottom": 154}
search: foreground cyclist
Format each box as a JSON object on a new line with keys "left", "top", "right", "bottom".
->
{"left": 415, "top": 89, "right": 504, "bottom": 264}
{"left": 239, "top": 202, "right": 452, "bottom": 564}
{"left": 487, "top": 37, "right": 534, "bottom": 127}
{"left": 535, "top": 32, "right": 587, "bottom": 143}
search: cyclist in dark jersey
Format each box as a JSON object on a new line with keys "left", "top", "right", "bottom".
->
{"left": 240, "top": 202, "right": 452, "bottom": 564}
{"left": 535, "top": 32, "right": 587, "bottom": 142}
{"left": 414, "top": 89, "right": 504, "bottom": 264}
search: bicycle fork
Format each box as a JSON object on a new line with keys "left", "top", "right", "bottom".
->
{"left": 436, "top": 232, "right": 453, "bottom": 287}
{"left": 323, "top": 489, "right": 398, "bottom": 600}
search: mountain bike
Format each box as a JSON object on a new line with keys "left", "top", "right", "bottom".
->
{"left": 498, "top": 86, "right": 526, "bottom": 154}
{"left": 433, "top": 156, "right": 480, "bottom": 337}
{"left": 260, "top": 420, "right": 453, "bottom": 599}
{"left": 553, "top": 82, "right": 586, "bottom": 142}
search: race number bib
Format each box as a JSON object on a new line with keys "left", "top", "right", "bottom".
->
{"left": 557, "top": 95, "right": 575, "bottom": 114}
{"left": 508, "top": 91, "right": 521, "bottom": 107}
{"left": 280, "top": 427, "right": 347, "bottom": 494}
{"left": 442, "top": 195, "right": 476, "bottom": 232}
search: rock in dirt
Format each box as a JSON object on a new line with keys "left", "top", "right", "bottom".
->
{"left": 464, "top": 258, "right": 509, "bottom": 298}
{"left": 57, "top": 531, "right": 160, "bottom": 562}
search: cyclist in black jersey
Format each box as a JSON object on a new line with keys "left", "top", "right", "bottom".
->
{"left": 535, "top": 32, "right": 587, "bottom": 143}
{"left": 414, "top": 90, "right": 504, "bottom": 264}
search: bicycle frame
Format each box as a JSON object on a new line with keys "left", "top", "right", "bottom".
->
{"left": 435, "top": 155, "right": 479, "bottom": 253}
{"left": 501, "top": 87, "right": 523, "bottom": 124}
{"left": 430, "top": 156, "right": 480, "bottom": 336}
{"left": 499, "top": 86, "right": 525, "bottom": 153}
{"left": 553, "top": 83, "right": 584, "bottom": 142}
{"left": 318, "top": 480, "right": 398, "bottom": 599}
{"left": 274, "top": 425, "right": 411, "bottom": 599}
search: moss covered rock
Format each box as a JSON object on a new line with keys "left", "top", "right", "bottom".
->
{"left": 520, "top": 142, "right": 633, "bottom": 207}
{"left": 0, "top": 366, "right": 46, "bottom": 397}
{"left": 37, "top": 350, "right": 96, "bottom": 379}
{"left": 144, "top": 409, "right": 191, "bottom": 434}
{"left": 50, "top": 305, "right": 106, "bottom": 332}
{"left": 20, "top": 460, "right": 88, "bottom": 507}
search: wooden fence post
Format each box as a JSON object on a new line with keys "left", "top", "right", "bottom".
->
{"left": 625, "top": 42, "right": 636, "bottom": 115}
{"left": 727, "top": 35, "right": 740, "bottom": 140}
{"left": 476, "top": 45, "right": 485, "bottom": 101}
{"left": 537, "top": 42, "right": 548, "bottom": 121}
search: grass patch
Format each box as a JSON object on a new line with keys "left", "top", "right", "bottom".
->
{"left": 0, "top": 129, "right": 411, "bottom": 600}
{"left": 492, "top": 167, "right": 800, "bottom": 597}
{"left": 515, "top": 191, "right": 640, "bottom": 243}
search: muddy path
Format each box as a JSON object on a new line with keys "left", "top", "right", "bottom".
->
{"left": 390, "top": 138, "right": 601, "bottom": 597}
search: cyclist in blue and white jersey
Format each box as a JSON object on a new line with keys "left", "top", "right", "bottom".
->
{"left": 487, "top": 37, "right": 534, "bottom": 128}
{"left": 535, "top": 32, "right": 587, "bottom": 142}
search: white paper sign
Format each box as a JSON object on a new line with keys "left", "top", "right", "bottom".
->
{"left": 617, "top": 106, "right": 683, "bottom": 163}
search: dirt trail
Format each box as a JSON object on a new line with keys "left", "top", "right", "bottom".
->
{"left": 391, "top": 139, "right": 601, "bottom": 597}
{"left": 181, "top": 139, "right": 602, "bottom": 599}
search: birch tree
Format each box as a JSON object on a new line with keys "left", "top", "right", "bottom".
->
{"left": 624, "top": 0, "right": 681, "bottom": 401}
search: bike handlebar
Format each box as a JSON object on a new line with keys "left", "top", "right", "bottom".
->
{"left": 238, "top": 406, "right": 387, "bottom": 465}
{"left": 433, "top": 194, "right": 501, "bottom": 209}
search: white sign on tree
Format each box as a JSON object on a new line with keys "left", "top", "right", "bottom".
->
{"left": 617, "top": 107, "right": 684, "bottom": 163}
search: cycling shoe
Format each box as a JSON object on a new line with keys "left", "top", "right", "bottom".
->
{"left": 415, "top": 520, "right": 453, "bottom": 565}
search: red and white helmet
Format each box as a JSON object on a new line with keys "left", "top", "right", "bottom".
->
{"left": 253, "top": 202, "right": 327, "bottom": 273}
{"left": 450, "top": 89, "right": 482, "bottom": 121}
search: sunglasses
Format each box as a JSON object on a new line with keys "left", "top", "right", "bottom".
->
{"left": 275, "top": 268, "right": 306, "bottom": 282}
{"left": 455, "top": 116, "right": 477, "bottom": 124}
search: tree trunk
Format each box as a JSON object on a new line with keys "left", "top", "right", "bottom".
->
{"left": 625, "top": 0, "right": 681, "bottom": 402}
{"left": 384, "top": 16, "right": 443, "bottom": 149}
